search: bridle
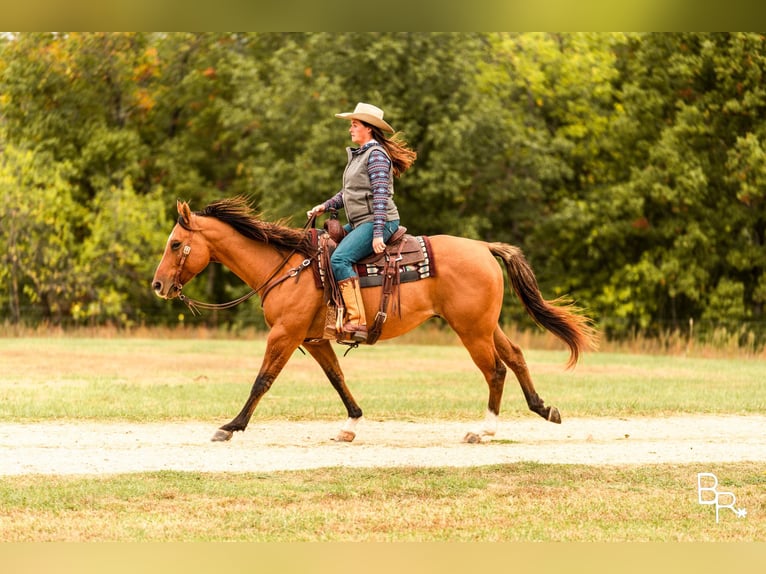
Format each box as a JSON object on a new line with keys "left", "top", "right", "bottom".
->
{"left": 172, "top": 215, "right": 318, "bottom": 316}
{"left": 172, "top": 244, "right": 193, "bottom": 295}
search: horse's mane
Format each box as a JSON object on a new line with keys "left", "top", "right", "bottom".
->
{"left": 187, "top": 196, "right": 315, "bottom": 257}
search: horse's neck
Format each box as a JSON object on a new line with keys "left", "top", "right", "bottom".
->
{"left": 204, "top": 223, "right": 287, "bottom": 289}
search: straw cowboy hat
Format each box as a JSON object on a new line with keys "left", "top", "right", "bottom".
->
{"left": 335, "top": 102, "right": 394, "bottom": 133}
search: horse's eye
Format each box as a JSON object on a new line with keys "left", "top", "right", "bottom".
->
{"left": 171, "top": 240, "right": 182, "bottom": 251}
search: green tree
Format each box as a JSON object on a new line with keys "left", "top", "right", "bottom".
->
{"left": 231, "top": 33, "right": 494, "bottom": 238}
{"left": 0, "top": 33, "right": 154, "bottom": 199}
{"left": 1, "top": 32, "right": 764, "bottom": 343}
{"left": 544, "top": 33, "right": 766, "bottom": 340}
{"left": 473, "top": 33, "right": 627, "bottom": 326}
{"left": 75, "top": 180, "right": 171, "bottom": 326}
{"left": 0, "top": 145, "right": 84, "bottom": 324}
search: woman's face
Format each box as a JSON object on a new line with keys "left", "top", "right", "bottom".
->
{"left": 349, "top": 120, "right": 373, "bottom": 146}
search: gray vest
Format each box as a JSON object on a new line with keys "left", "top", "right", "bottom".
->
{"left": 341, "top": 143, "right": 399, "bottom": 227}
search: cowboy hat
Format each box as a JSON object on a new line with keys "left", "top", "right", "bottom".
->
{"left": 335, "top": 102, "right": 394, "bottom": 133}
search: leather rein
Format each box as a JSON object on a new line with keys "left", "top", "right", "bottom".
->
{"left": 173, "top": 215, "right": 318, "bottom": 316}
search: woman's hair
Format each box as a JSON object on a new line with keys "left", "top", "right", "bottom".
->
{"left": 367, "top": 123, "right": 417, "bottom": 177}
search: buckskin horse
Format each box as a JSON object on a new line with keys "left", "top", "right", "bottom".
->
{"left": 152, "top": 197, "right": 597, "bottom": 443}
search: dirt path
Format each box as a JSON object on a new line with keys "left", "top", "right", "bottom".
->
{"left": 1, "top": 415, "right": 764, "bottom": 475}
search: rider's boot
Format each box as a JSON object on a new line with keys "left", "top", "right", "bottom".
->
{"left": 338, "top": 276, "right": 368, "bottom": 342}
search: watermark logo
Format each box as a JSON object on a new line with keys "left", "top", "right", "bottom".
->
{"left": 697, "top": 472, "right": 747, "bottom": 523}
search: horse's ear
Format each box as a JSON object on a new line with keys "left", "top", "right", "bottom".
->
{"left": 177, "top": 200, "right": 192, "bottom": 226}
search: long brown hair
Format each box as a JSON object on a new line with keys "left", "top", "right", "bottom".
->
{"left": 367, "top": 123, "right": 417, "bottom": 177}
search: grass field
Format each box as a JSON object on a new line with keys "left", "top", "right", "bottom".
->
{"left": 1, "top": 463, "right": 764, "bottom": 542}
{"left": 0, "top": 335, "right": 764, "bottom": 422}
{"left": 0, "top": 334, "right": 764, "bottom": 543}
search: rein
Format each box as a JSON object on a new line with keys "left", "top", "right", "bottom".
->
{"left": 175, "top": 215, "right": 318, "bottom": 316}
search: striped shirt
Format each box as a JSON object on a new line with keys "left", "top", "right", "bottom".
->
{"left": 323, "top": 140, "right": 394, "bottom": 238}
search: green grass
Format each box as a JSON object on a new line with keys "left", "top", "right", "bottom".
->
{"left": 0, "top": 463, "right": 763, "bottom": 541}
{"left": 0, "top": 336, "right": 764, "bottom": 422}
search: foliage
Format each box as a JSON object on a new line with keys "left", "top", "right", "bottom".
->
{"left": 74, "top": 180, "right": 171, "bottom": 326}
{"left": 1, "top": 32, "right": 765, "bottom": 345}
{"left": 0, "top": 145, "right": 83, "bottom": 324}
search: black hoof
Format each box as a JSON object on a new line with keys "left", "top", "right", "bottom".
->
{"left": 547, "top": 406, "right": 562, "bottom": 424}
{"left": 211, "top": 429, "right": 233, "bottom": 442}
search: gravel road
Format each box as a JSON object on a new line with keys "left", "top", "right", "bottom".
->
{"left": 1, "top": 415, "right": 764, "bottom": 475}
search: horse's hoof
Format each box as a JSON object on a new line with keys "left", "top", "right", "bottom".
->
{"left": 211, "top": 429, "right": 233, "bottom": 442}
{"left": 462, "top": 432, "right": 482, "bottom": 444}
{"left": 333, "top": 430, "right": 356, "bottom": 442}
{"left": 547, "top": 406, "right": 562, "bottom": 424}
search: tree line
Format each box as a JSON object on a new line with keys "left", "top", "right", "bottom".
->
{"left": 1, "top": 32, "right": 764, "bottom": 345}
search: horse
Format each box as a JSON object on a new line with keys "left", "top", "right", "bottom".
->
{"left": 152, "top": 197, "right": 598, "bottom": 443}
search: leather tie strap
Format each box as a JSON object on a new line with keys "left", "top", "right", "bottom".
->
{"left": 366, "top": 241, "right": 405, "bottom": 345}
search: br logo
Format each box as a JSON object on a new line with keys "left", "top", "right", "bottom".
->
{"left": 697, "top": 473, "right": 747, "bottom": 523}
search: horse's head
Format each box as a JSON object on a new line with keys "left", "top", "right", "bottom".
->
{"left": 152, "top": 200, "right": 212, "bottom": 299}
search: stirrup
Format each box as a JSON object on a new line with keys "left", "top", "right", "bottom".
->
{"left": 343, "top": 326, "right": 368, "bottom": 343}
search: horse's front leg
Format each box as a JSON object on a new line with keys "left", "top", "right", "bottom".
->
{"left": 212, "top": 327, "right": 300, "bottom": 442}
{"left": 302, "top": 339, "right": 363, "bottom": 442}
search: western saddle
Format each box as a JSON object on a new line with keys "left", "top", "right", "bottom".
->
{"left": 318, "top": 218, "right": 429, "bottom": 346}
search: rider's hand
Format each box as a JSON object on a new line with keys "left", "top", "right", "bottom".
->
{"left": 372, "top": 236, "right": 386, "bottom": 254}
{"left": 306, "top": 204, "right": 326, "bottom": 219}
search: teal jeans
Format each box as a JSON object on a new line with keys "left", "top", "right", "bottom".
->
{"left": 331, "top": 220, "right": 400, "bottom": 281}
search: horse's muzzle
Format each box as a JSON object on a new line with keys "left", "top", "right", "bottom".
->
{"left": 152, "top": 279, "right": 178, "bottom": 300}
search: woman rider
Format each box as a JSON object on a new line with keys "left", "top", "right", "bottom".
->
{"left": 307, "top": 102, "right": 417, "bottom": 342}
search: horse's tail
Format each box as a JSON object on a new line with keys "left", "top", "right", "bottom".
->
{"left": 489, "top": 242, "right": 599, "bottom": 369}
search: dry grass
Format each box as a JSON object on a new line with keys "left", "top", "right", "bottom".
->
{"left": 3, "top": 321, "right": 765, "bottom": 360}
{"left": 1, "top": 463, "right": 763, "bottom": 542}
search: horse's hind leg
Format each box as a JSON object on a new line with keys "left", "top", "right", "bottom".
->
{"left": 493, "top": 325, "right": 561, "bottom": 423}
{"left": 302, "top": 339, "right": 363, "bottom": 442}
{"left": 450, "top": 329, "right": 507, "bottom": 442}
